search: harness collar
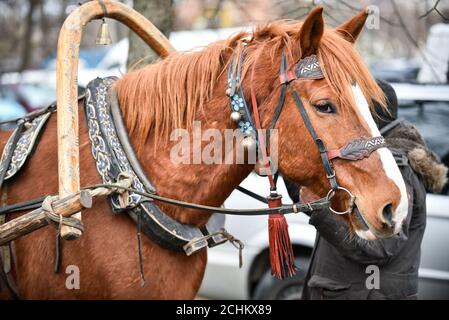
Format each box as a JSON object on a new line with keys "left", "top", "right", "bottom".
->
{"left": 84, "top": 77, "right": 232, "bottom": 256}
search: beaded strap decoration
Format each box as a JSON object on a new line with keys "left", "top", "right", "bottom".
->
{"left": 226, "top": 51, "right": 256, "bottom": 138}
{"left": 225, "top": 50, "right": 260, "bottom": 152}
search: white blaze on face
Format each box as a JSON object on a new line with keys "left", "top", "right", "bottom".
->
{"left": 351, "top": 84, "right": 409, "bottom": 235}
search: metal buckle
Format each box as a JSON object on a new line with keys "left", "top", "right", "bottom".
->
{"left": 326, "top": 187, "right": 356, "bottom": 215}
{"left": 326, "top": 171, "right": 336, "bottom": 179}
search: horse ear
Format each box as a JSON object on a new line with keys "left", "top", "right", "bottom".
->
{"left": 336, "top": 9, "right": 369, "bottom": 43}
{"left": 298, "top": 7, "right": 324, "bottom": 58}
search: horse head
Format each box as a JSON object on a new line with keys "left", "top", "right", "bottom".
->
{"left": 249, "top": 8, "right": 408, "bottom": 240}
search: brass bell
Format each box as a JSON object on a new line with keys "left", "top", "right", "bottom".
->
{"left": 230, "top": 111, "right": 242, "bottom": 123}
{"left": 242, "top": 135, "right": 256, "bottom": 152}
{"left": 96, "top": 19, "right": 112, "bottom": 45}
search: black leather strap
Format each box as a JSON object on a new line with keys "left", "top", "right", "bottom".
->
{"left": 0, "top": 121, "right": 25, "bottom": 190}
{"left": 0, "top": 122, "right": 24, "bottom": 299}
{"left": 84, "top": 183, "right": 330, "bottom": 216}
{"left": 276, "top": 52, "right": 338, "bottom": 191}
{"left": 268, "top": 84, "right": 287, "bottom": 134}
{"left": 268, "top": 53, "right": 289, "bottom": 135}
{"left": 289, "top": 87, "right": 338, "bottom": 191}
{"left": 236, "top": 186, "right": 268, "bottom": 204}
{"left": 0, "top": 196, "right": 46, "bottom": 215}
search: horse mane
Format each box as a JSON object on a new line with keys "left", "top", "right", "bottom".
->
{"left": 116, "top": 20, "right": 385, "bottom": 153}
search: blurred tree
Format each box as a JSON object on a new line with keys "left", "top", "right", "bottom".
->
{"left": 127, "top": 0, "right": 174, "bottom": 69}
{"left": 20, "top": 0, "right": 41, "bottom": 71}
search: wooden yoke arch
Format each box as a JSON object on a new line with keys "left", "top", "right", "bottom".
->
{"left": 56, "top": 0, "right": 175, "bottom": 240}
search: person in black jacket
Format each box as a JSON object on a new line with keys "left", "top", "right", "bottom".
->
{"left": 285, "top": 80, "right": 448, "bottom": 299}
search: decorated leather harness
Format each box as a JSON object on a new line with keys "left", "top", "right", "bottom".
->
{"left": 84, "top": 77, "right": 234, "bottom": 257}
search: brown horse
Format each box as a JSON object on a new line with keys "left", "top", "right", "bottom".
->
{"left": 0, "top": 7, "right": 408, "bottom": 299}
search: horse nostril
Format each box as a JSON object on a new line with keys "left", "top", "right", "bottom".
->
{"left": 382, "top": 203, "right": 395, "bottom": 228}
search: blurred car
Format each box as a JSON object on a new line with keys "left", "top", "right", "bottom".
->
{"left": 199, "top": 84, "right": 449, "bottom": 300}
{"left": 0, "top": 97, "right": 26, "bottom": 129}
{"left": 417, "top": 23, "right": 449, "bottom": 84}
{"left": 392, "top": 83, "right": 449, "bottom": 161}
{"left": 1, "top": 68, "right": 120, "bottom": 92}
{"left": 393, "top": 82, "right": 449, "bottom": 194}
{"left": 96, "top": 27, "right": 251, "bottom": 72}
{"left": 0, "top": 83, "right": 56, "bottom": 112}
{"left": 370, "top": 58, "right": 420, "bottom": 83}
{"left": 0, "top": 27, "right": 251, "bottom": 113}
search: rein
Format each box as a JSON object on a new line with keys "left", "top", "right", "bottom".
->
{"left": 0, "top": 184, "right": 329, "bottom": 217}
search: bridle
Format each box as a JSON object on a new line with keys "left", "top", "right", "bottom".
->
{"left": 227, "top": 49, "right": 387, "bottom": 215}
{"left": 225, "top": 48, "right": 389, "bottom": 279}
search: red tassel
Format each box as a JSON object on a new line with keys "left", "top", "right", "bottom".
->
{"left": 268, "top": 196, "right": 296, "bottom": 279}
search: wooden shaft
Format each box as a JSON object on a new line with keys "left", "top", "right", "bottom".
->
{"left": 56, "top": 0, "right": 174, "bottom": 240}
{"left": 0, "top": 178, "right": 132, "bottom": 246}
{"left": 0, "top": 191, "right": 92, "bottom": 247}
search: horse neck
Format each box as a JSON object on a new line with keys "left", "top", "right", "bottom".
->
{"left": 135, "top": 108, "right": 255, "bottom": 226}
{"left": 119, "top": 46, "right": 279, "bottom": 226}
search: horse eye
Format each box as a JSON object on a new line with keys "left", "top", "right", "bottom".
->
{"left": 314, "top": 101, "right": 336, "bottom": 114}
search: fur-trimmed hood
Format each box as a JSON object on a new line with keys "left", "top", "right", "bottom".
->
{"left": 383, "top": 120, "right": 448, "bottom": 193}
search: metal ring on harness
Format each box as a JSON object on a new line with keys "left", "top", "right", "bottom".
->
{"left": 326, "top": 186, "right": 356, "bottom": 215}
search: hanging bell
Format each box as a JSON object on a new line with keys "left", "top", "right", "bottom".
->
{"left": 96, "top": 19, "right": 112, "bottom": 45}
